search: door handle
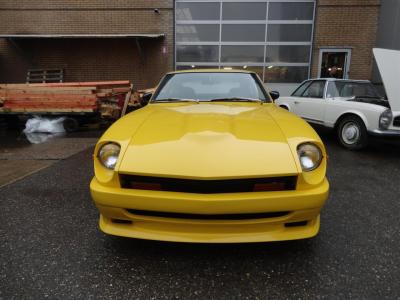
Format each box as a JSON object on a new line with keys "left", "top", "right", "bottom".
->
{"left": 294, "top": 101, "right": 299, "bottom": 104}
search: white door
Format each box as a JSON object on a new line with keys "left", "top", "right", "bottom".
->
{"left": 291, "top": 80, "right": 327, "bottom": 124}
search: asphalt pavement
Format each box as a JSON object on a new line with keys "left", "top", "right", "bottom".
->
{"left": 1, "top": 131, "right": 399, "bottom": 299}
{"left": 0, "top": 129, "right": 99, "bottom": 187}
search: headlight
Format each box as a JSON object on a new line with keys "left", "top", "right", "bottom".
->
{"left": 98, "top": 143, "right": 120, "bottom": 170}
{"left": 297, "top": 143, "right": 322, "bottom": 172}
{"left": 379, "top": 109, "right": 392, "bottom": 129}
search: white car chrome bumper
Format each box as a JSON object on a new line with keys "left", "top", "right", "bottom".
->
{"left": 369, "top": 129, "right": 400, "bottom": 137}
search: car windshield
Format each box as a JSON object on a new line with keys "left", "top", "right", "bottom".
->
{"left": 152, "top": 72, "right": 268, "bottom": 102}
{"left": 326, "top": 81, "right": 384, "bottom": 99}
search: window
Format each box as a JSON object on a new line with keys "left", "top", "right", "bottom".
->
{"left": 177, "top": 66, "right": 219, "bottom": 71}
{"left": 176, "top": 25, "right": 220, "bottom": 42}
{"left": 154, "top": 73, "right": 268, "bottom": 101}
{"left": 222, "top": 66, "right": 264, "bottom": 81}
{"left": 267, "top": 24, "right": 313, "bottom": 42}
{"left": 221, "top": 46, "right": 264, "bottom": 63}
{"left": 176, "top": 2, "right": 220, "bottom": 21}
{"left": 268, "top": 2, "right": 314, "bottom": 20}
{"left": 222, "top": 2, "right": 267, "bottom": 20}
{"left": 266, "top": 45, "right": 310, "bottom": 63}
{"left": 302, "top": 80, "right": 326, "bottom": 98}
{"left": 265, "top": 66, "right": 309, "bottom": 83}
{"left": 175, "top": 1, "right": 315, "bottom": 83}
{"left": 244, "top": 67, "right": 264, "bottom": 82}
{"left": 221, "top": 25, "right": 265, "bottom": 42}
{"left": 292, "top": 81, "right": 312, "bottom": 96}
{"left": 177, "top": 45, "right": 219, "bottom": 62}
{"left": 326, "top": 81, "right": 382, "bottom": 98}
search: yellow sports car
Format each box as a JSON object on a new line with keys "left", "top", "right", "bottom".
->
{"left": 90, "top": 70, "right": 329, "bottom": 243}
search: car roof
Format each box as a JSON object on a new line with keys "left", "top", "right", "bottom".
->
{"left": 167, "top": 69, "right": 255, "bottom": 75}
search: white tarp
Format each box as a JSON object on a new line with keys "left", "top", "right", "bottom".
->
{"left": 24, "top": 132, "right": 64, "bottom": 144}
{"left": 23, "top": 116, "right": 66, "bottom": 134}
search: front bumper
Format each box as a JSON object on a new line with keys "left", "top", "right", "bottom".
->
{"left": 90, "top": 177, "right": 329, "bottom": 243}
{"left": 369, "top": 129, "right": 400, "bottom": 137}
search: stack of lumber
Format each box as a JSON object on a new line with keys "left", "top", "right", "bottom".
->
{"left": 130, "top": 87, "right": 156, "bottom": 108}
{"left": 0, "top": 81, "right": 133, "bottom": 119}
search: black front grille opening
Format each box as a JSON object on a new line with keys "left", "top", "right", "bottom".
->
{"left": 393, "top": 116, "right": 400, "bottom": 127}
{"left": 284, "top": 221, "right": 308, "bottom": 228}
{"left": 126, "top": 209, "right": 290, "bottom": 220}
{"left": 111, "top": 218, "right": 133, "bottom": 225}
{"left": 119, "top": 175, "right": 297, "bottom": 193}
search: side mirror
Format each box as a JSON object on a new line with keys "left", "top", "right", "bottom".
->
{"left": 269, "top": 91, "right": 280, "bottom": 101}
{"left": 141, "top": 92, "right": 153, "bottom": 106}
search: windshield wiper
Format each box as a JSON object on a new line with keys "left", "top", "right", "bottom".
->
{"left": 209, "top": 97, "right": 262, "bottom": 103}
{"left": 153, "top": 98, "right": 199, "bottom": 103}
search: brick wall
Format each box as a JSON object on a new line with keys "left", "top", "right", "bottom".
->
{"left": 0, "top": 0, "right": 174, "bottom": 88}
{"left": 0, "top": 39, "right": 30, "bottom": 83}
{"left": 311, "top": 0, "right": 380, "bottom": 80}
{"left": 0, "top": 0, "right": 382, "bottom": 85}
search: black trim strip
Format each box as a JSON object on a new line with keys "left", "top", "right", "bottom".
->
{"left": 126, "top": 209, "right": 290, "bottom": 220}
{"left": 119, "top": 175, "right": 297, "bottom": 193}
{"left": 303, "top": 117, "right": 324, "bottom": 124}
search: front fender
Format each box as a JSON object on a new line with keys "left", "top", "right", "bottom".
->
{"left": 334, "top": 110, "right": 372, "bottom": 130}
{"left": 274, "top": 100, "right": 291, "bottom": 111}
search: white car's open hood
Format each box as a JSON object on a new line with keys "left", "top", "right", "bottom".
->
{"left": 373, "top": 48, "right": 400, "bottom": 112}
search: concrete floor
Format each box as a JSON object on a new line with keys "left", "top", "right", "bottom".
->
{"left": 0, "top": 130, "right": 399, "bottom": 299}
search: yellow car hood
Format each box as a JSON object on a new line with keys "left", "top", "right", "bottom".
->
{"left": 118, "top": 103, "right": 299, "bottom": 179}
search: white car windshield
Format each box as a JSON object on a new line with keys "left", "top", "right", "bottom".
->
{"left": 153, "top": 72, "right": 268, "bottom": 102}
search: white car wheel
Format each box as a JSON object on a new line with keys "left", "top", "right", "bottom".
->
{"left": 341, "top": 122, "right": 360, "bottom": 145}
{"left": 337, "top": 115, "right": 368, "bottom": 150}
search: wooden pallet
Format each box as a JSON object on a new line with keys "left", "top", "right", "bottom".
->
{"left": 26, "top": 69, "right": 64, "bottom": 83}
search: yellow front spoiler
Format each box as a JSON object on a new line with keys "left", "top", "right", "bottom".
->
{"left": 99, "top": 213, "right": 320, "bottom": 243}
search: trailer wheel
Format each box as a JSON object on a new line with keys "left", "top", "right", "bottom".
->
{"left": 63, "top": 117, "right": 79, "bottom": 132}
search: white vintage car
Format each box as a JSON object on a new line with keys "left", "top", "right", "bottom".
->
{"left": 275, "top": 48, "right": 400, "bottom": 150}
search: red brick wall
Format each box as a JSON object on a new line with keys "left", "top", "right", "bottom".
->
{"left": 0, "top": 0, "right": 174, "bottom": 88}
{"left": 311, "top": 0, "right": 380, "bottom": 80}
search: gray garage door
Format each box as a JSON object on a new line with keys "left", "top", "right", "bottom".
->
{"left": 175, "top": 0, "right": 315, "bottom": 83}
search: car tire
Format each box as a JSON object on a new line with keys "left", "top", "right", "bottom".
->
{"left": 336, "top": 115, "right": 368, "bottom": 150}
{"left": 63, "top": 117, "right": 79, "bottom": 132}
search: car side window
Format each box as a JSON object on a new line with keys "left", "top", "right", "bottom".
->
{"left": 291, "top": 81, "right": 312, "bottom": 97}
{"left": 301, "top": 80, "right": 326, "bottom": 98}
{"left": 326, "top": 81, "right": 340, "bottom": 98}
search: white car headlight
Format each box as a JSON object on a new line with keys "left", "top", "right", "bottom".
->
{"left": 379, "top": 109, "right": 392, "bottom": 129}
{"left": 98, "top": 143, "right": 120, "bottom": 170}
{"left": 297, "top": 143, "right": 323, "bottom": 172}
